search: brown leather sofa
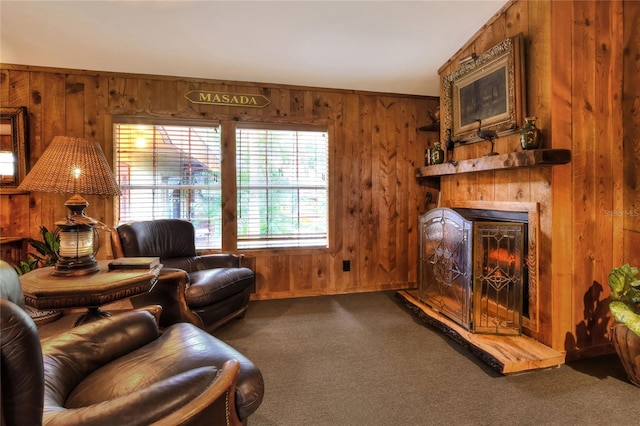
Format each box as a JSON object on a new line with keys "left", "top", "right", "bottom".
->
{"left": 0, "top": 260, "right": 264, "bottom": 425}
{"left": 111, "top": 219, "right": 255, "bottom": 332}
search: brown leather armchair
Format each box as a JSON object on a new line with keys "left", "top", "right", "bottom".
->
{"left": 111, "top": 219, "right": 255, "bottom": 332}
{"left": 0, "top": 261, "right": 264, "bottom": 426}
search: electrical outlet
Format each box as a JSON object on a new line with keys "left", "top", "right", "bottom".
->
{"left": 342, "top": 260, "right": 350, "bottom": 272}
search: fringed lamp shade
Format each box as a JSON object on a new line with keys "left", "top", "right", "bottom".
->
{"left": 18, "top": 136, "right": 121, "bottom": 276}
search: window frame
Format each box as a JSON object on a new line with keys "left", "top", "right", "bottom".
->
{"left": 112, "top": 116, "right": 333, "bottom": 254}
{"left": 113, "top": 116, "right": 223, "bottom": 250}
{"left": 235, "top": 122, "right": 330, "bottom": 250}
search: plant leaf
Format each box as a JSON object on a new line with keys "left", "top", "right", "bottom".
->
{"left": 610, "top": 301, "right": 633, "bottom": 321}
{"left": 608, "top": 267, "right": 628, "bottom": 300}
{"left": 608, "top": 264, "right": 640, "bottom": 301}
{"left": 626, "top": 316, "right": 640, "bottom": 338}
{"left": 27, "top": 238, "right": 50, "bottom": 257}
{"left": 610, "top": 301, "right": 640, "bottom": 337}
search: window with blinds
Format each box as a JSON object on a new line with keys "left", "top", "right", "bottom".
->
{"left": 236, "top": 126, "right": 328, "bottom": 249}
{"left": 114, "top": 121, "right": 222, "bottom": 249}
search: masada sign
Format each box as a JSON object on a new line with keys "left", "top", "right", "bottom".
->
{"left": 184, "top": 90, "right": 271, "bottom": 108}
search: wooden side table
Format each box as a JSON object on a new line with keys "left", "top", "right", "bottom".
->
{"left": 20, "top": 260, "right": 162, "bottom": 326}
{"left": 0, "top": 236, "right": 27, "bottom": 266}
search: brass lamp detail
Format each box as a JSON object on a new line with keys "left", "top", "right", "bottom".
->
{"left": 17, "top": 136, "right": 121, "bottom": 276}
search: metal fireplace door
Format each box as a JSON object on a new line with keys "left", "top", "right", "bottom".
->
{"left": 419, "top": 208, "right": 473, "bottom": 330}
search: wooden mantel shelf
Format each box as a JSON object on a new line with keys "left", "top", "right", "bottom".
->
{"left": 416, "top": 149, "right": 571, "bottom": 181}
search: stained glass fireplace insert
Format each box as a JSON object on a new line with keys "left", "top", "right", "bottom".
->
{"left": 418, "top": 207, "right": 526, "bottom": 335}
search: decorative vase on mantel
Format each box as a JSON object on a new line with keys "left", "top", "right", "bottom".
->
{"left": 431, "top": 143, "right": 444, "bottom": 165}
{"left": 611, "top": 323, "right": 640, "bottom": 386}
{"left": 520, "top": 117, "right": 541, "bottom": 150}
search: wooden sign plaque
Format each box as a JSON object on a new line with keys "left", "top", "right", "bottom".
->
{"left": 184, "top": 90, "right": 271, "bottom": 108}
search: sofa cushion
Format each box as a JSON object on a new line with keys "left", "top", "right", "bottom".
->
{"left": 64, "top": 322, "right": 264, "bottom": 420}
{"left": 64, "top": 323, "right": 220, "bottom": 407}
{"left": 186, "top": 268, "right": 254, "bottom": 308}
{"left": 161, "top": 254, "right": 241, "bottom": 273}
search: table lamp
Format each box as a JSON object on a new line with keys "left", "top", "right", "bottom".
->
{"left": 17, "top": 136, "right": 121, "bottom": 276}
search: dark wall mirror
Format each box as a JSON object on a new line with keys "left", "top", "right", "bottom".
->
{"left": 0, "top": 106, "right": 28, "bottom": 193}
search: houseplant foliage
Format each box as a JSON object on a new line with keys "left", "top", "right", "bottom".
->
{"left": 608, "top": 263, "right": 640, "bottom": 386}
{"left": 13, "top": 226, "right": 59, "bottom": 275}
{"left": 608, "top": 264, "right": 640, "bottom": 337}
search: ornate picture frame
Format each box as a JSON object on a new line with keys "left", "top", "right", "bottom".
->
{"left": 443, "top": 34, "right": 525, "bottom": 143}
{"left": 0, "top": 106, "right": 29, "bottom": 193}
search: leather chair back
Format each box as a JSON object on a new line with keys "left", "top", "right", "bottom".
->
{"left": 0, "top": 261, "right": 25, "bottom": 309}
{"left": 0, "top": 261, "right": 45, "bottom": 426}
{"left": 116, "top": 219, "right": 197, "bottom": 259}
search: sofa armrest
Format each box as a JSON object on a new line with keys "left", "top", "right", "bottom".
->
{"left": 160, "top": 255, "right": 239, "bottom": 272}
{"left": 161, "top": 254, "right": 246, "bottom": 274}
{"left": 154, "top": 359, "right": 242, "bottom": 426}
{"left": 195, "top": 253, "right": 243, "bottom": 269}
{"left": 135, "top": 304, "right": 163, "bottom": 325}
{"left": 44, "top": 361, "right": 242, "bottom": 426}
{"left": 130, "top": 268, "right": 204, "bottom": 328}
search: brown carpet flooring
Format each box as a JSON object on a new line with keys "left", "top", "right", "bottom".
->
{"left": 213, "top": 291, "right": 639, "bottom": 426}
{"left": 35, "top": 292, "right": 638, "bottom": 425}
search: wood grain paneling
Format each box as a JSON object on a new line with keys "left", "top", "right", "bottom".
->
{"left": 436, "top": 0, "right": 632, "bottom": 358}
{"left": 0, "top": 64, "right": 435, "bottom": 301}
{"left": 549, "top": 0, "right": 574, "bottom": 353}
{"left": 1, "top": 0, "right": 635, "bottom": 360}
{"left": 623, "top": 0, "right": 640, "bottom": 268}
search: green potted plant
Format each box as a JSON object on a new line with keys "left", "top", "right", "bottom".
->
{"left": 608, "top": 263, "right": 640, "bottom": 386}
{"left": 12, "top": 226, "right": 59, "bottom": 275}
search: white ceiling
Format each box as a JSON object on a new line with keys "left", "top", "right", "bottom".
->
{"left": 0, "top": 0, "right": 508, "bottom": 96}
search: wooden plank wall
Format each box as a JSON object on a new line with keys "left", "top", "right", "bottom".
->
{"left": 2, "top": 0, "right": 635, "bottom": 360}
{"left": 0, "top": 65, "right": 436, "bottom": 299}
{"left": 558, "top": 0, "right": 625, "bottom": 359}
{"left": 437, "top": 0, "right": 636, "bottom": 359}
{"left": 623, "top": 1, "right": 640, "bottom": 269}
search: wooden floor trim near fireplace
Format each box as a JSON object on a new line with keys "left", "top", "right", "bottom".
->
{"left": 396, "top": 290, "right": 565, "bottom": 374}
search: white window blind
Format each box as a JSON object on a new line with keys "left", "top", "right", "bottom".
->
{"left": 236, "top": 126, "right": 328, "bottom": 249}
{"left": 114, "top": 122, "right": 222, "bottom": 249}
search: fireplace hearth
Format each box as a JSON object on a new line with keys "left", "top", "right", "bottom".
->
{"left": 419, "top": 207, "right": 527, "bottom": 335}
{"left": 401, "top": 202, "right": 564, "bottom": 373}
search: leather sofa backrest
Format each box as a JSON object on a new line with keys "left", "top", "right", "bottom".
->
{"left": 117, "top": 219, "right": 197, "bottom": 259}
{"left": 0, "top": 260, "right": 25, "bottom": 309}
{"left": 0, "top": 261, "right": 45, "bottom": 426}
{"left": 1, "top": 299, "right": 45, "bottom": 426}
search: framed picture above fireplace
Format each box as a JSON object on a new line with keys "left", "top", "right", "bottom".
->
{"left": 443, "top": 33, "right": 525, "bottom": 144}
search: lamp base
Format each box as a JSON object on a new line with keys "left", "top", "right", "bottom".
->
{"left": 51, "top": 256, "right": 101, "bottom": 277}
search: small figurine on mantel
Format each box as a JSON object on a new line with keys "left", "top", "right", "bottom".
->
{"left": 444, "top": 128, "right": 455, "bottom": 162}
{"left": 476, "top": 119, "right": 499, "bottom": 156}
